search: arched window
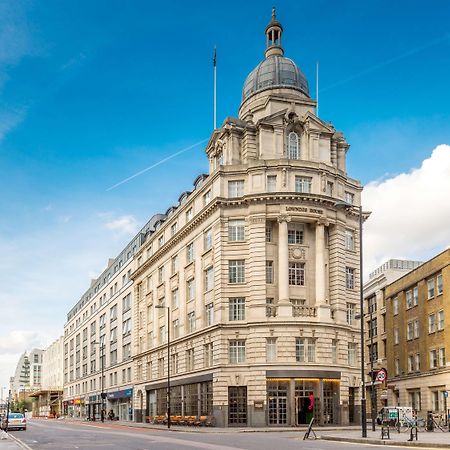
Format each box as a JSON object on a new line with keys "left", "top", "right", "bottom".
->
{"left": 288, "top": 132, "right": 299, "bottom": 159}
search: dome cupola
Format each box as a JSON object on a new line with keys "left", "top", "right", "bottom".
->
{"left": 241, "top": 8, "right": 309, "bottom": 102}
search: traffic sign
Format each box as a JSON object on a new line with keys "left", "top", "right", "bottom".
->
{"left": 376, "top": 368, "right": 387, "bottom": 382}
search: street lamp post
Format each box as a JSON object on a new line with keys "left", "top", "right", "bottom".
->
{"left": 369, "top": 306, "right": 377, "bottom": 432}
{"left": 93, "top": 341, "right": 106, "bottom": 422}
{"left": 335, "top": 201, "right": 367, "bottom": 438}
{"left": 155, "top": 305, "right": 171, "bottom": 429}
{"left": 5, "top": 390, "right": 11, "bottom": 433}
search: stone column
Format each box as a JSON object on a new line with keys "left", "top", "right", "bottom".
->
{"left": 315, "top": 219, "right": 331, "bottom": 321}
{"left": 277, "top": 214, "right": 291, "bottom": 316}
{"left": 315, "top": 220, "right": 326, "bottom": 305}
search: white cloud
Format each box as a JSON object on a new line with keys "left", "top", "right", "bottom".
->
{"left": 0, "top": 331, "right": 43, "bottom": 356}
{"left": 104, "top": 215, "right": 139, "bottom": 236}
{"left": 363, "top": 144, "right": 450, "bottom": 274}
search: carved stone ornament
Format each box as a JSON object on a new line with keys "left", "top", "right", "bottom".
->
{"left": 316, "top": 217, "right": 329, "bottom": 227}
{"left": 290, "top": 247, "right": 306, "bottom": 260}
{"left": 277, "top": 214, "right": 291, "bottom": 224}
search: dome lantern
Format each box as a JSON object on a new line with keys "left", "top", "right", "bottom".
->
{"left": 265, "top": 7, "right": 284, "bottom": 58}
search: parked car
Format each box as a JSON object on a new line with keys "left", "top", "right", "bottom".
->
{"left": 0, "top": 413, "right": 27, "bottom": 431}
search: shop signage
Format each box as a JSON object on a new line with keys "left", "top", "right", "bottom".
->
{"left": 107, "top": 388, "right": 133, "bottom": 400}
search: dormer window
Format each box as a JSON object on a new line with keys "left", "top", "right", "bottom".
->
{"left": 288, "top": 132, "right": 299, "bottom": 159}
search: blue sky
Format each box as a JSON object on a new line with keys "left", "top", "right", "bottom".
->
{"left": 1, "top": 0, "right": 450, "bottom": 389}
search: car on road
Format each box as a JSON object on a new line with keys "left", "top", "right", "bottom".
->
{"left": 0, "top": 412, "right": 27, "bottom": 431}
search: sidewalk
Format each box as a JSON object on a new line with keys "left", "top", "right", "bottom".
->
{"left": 56, "top": 417, "right": 361, "bottom": 433}
{"left": 0, "top": 433, "right": 21, "bottom": 449}
{"left": 320, "top": 427, "right": 450, "bottom": 448}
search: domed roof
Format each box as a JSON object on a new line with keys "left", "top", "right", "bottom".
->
{"left": 241, "top": 8, "right": 309, "bottom": 102}
{"left": 242, "top": 54, "right": 309, "bottom": 101}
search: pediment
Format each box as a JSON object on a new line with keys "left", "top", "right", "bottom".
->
{"left": 302, "top": 111, "right": 335, "bottom": 134}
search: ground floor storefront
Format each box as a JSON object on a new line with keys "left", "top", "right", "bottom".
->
{"left": 134, "top": 370, "right": 359, "bottom": 427}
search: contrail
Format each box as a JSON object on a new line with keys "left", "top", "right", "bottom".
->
{"left": 106, "top": 138, "right": 210, "bottom": 191}
{"left": 321, "top": 33, "right": 450, "bottom": 93}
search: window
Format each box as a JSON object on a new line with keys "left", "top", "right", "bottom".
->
{"left": 171, "top": 288, "right": 179, "bottom": 309}
{"left": 326, "top": 181, "right": 334, "bottom": 196}
{"left": 158, "top": 357, "right": 164, "bottom": 377}
{"left": 346, "top": 267, "right": 355, "bottom": 289}
{"left": 110, "top": 304, "right": 117, "bottom": 321}
{"left": 158, "top": 235, "right": 164, "bottom": 248}
{"left": 295, "top": 176, "right": 312, "bottom": 193}
{"left": 217, "top": 151, "right": 223, "bottom": 166}
{"left": 414, "top": 319, "right": 420, "bottom": 338}
{"left": 394, "top": 327, "right": 399, "bottom": 345}
{"left": 430, "top": 349, "right": 438, "bottom": 368}
{"left": 265, "top": 225, "right": 273, "bottom": 242}
{"left": 288, "top": 131, "right": 299, "bottom": 159}
{"left": 295, "top": 338, "right": 316, "bottom": 362}
{"left": 229, "top": 298, "right": 245, "bottom": 321}
{"left": 122, "top": 294, "right": 131, "bottom": 312}
{"left": 266, "top": 261, "right": 274, "bottom": 283}
{"left": 186, "top": 242, "right": 194, "bottom": 264}
{"left": 348, "top": 343, "right": 356, "bottom": 366}
{"left": 344, "top": 191, "right": 354, "bottom": 205}
{"left": 427, "top": 279, "right": 435, "bottom": 299}
{"left": 205, "top": 266, "right": 214, "bottom": 291}
{"left": 439, "top": 348, "right": 446, "bottom": 367}
{"left": 159, "top": 325, "right": 166, "bottom": 345}
{"left": 99, "top": 313, "right": 106, "bottom": 329}
{"left": 172, "top": 319, "right": 179, "bottom": 339}
{"left": 415, "top": 353, "right": 420, "bottom": 372}
{"left": 228, "top": 180, "right": 244, "bottom": 197}
{"left": 393, "top": 297, "right": 399, "bottom": 315}
{"left": 289, "top": 262, "right": 305, "bottom": 285}
{"left": 187, "top": 312, "right": 195, "bottom": 333}
{"left": 205, "top": 303, "right": 214, "bottom": 326}
{"left": 288, "top": 224, "right": 304, "bottom": 244}
{"left": 229, "top": 260, "right": 245, "bottom": 283}
{"left": 267, "top": 175, "right": 277, "bottom": 192}
{"left": 266, "top": 338, "right": 277, "bottom": 362}
{"left": 229, "top": 340, "right": 246, "bottom": 363}
{"left": 204, "top": 228, "right": 213, "bottom": 250}
{"left": 437, "top": 274, "right": 443, "bottom": 295}
{"left": 171, "top": 353, "right": 178, "bottom": 374}
{"left": 186, "top": 349, "right": 194, "bottom": 371}
{"left": 171, "top": 222, "right": 177, "bottom": 236}
{"left": 438, "top": 310, "right": 444, "bottom": 330}
{"left": 368, "top": 295, "right": 377, "bottom": 314}
{"left": 171, "top": 255, "right": 179, "bottom": 274}
{"left": 406, "top": 290, "right": 413, "bottom": 309}
{"left": 369, "top": 318, "right": 377, "bottom": 338}
{"left": 409, "top": 391, "right": 421, "bottom": 411}
{"left": 187, "top": 279, "right": 195, "bottom": 301}
{"left": 331, "top": 339, "right": 338, "bottom": 364}
{"left": 158, "top": 265, "right": 164, "bottom": 284}
{"left": 110, "top": 349, "right": 117, "bottom": 365}
{"left": 345, "top": 230, "right": 354, "bottom": 251}
{"left": 186, "top": 208, "right": 193, "bottom": 222}
{"left": 346, "top": 303, "right": 355, "bottom": 325}
{"left": 407, "top": 321, "right": 414, "bottom": 340}
{"left": 203, "top": 190, "right": 211, "bottom": 206}
{"left": 429, "top": 313, "right": 436, "bottom": 333}
{"left": 122, "top": 343, "right": 131, "bottom": 360}
{"left": 413, "top": 286, "right": 419, "bottom": 306}
{"left": 110, "top": 327, "right": 117, "bottom": 343}
{"left": 122, "top": 318, "right": 131, "bottom": 336}
{"left": 204, "top": 343, "right": 213, "bottom": 367}
{"left": 228, "top": 219, "right": 245, "bottom": 241}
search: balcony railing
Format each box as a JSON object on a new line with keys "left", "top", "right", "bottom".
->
{"left": 292, "top": 305, "right": 317, "bottom": 317}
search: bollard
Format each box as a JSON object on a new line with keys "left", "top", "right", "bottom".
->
{"left": 381, "top": 424, "right": 390, "bottom": 440}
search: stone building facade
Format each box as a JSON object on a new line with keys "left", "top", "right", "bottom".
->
{"left": 131, "top": 10, "right": 365, "bottom": 427}
{"left": 385, "top": 249, "right": 449, "bottom": 417}
{"left": 362, "top": 259, "right": 422, "bottom": 417}
{"left": 62, "top": 220, "right": 159, "bottom": 421}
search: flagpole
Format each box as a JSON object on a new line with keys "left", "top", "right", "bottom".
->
{"left": 213, "top": 46, "right": 217, "bottom": 130}
{"left": 316, "top": 62, "right": 319, "bottom": 117}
